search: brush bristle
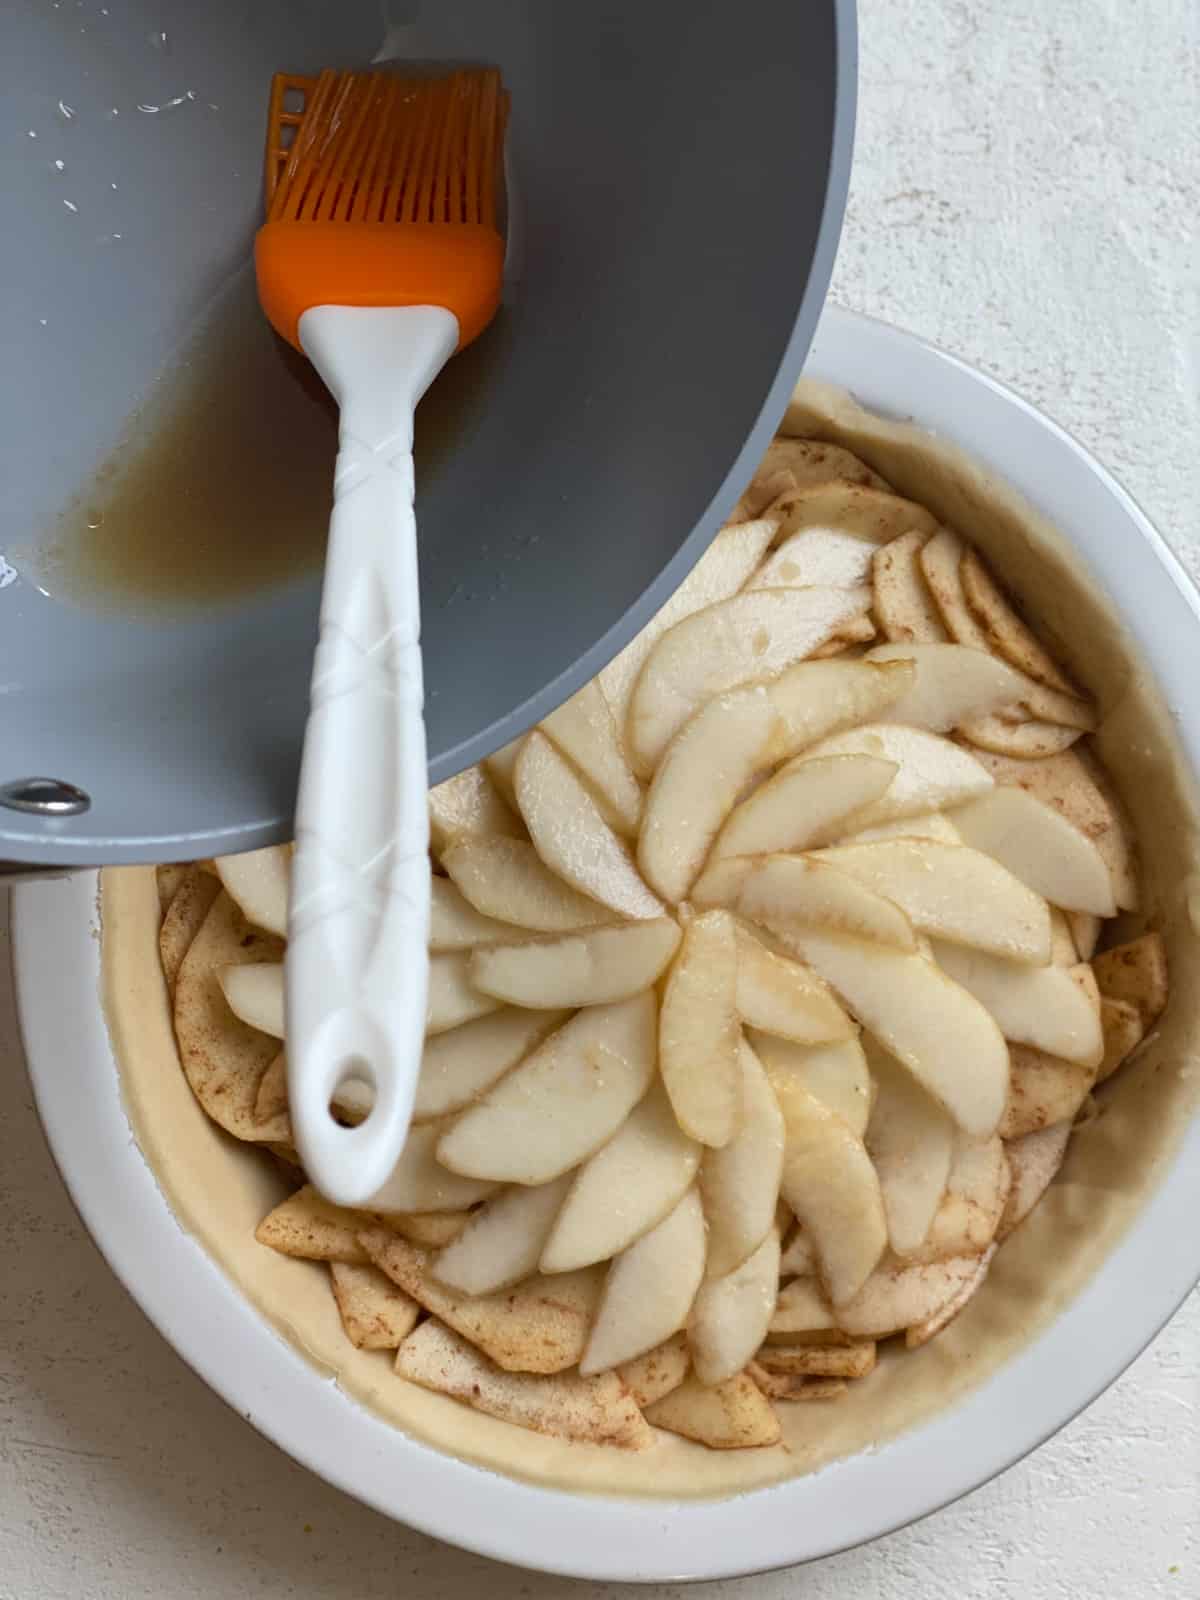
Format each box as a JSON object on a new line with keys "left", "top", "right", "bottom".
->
{"left": 268, "top": 68, "right": 505, "bottom": 228}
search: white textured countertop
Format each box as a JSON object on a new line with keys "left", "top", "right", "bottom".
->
{"left": 1, "top": 1, "right": 1197, "bottom": 1594}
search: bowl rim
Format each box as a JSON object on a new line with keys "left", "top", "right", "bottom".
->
{"left": 14, "top": 306, "right": 1200, "bottom": 1583}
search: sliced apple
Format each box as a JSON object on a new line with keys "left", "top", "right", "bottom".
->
{"left": 429, "top": 875, "right": 517, "bottom": 951}
{"left": 220, "top": 962, "right": 284, "bottom": 1039}
{"left": 367, "top": 1121, "right": 499, "bottom": 1213}
{"left": 1097, "top": 995, "right": 1145, "bottom": 1083}
{"left": 997, "top": 1121, "right": 1072, "bottom": 1242}
{"left": 394, "top": 1318, "right": 651, "bottom": 1450}
{"left": 441, "top": 836, "right": 617, "bottom": 933}
{"left": 775, "top": 928, "right": 1009, "bottom": 1138}
{"left": 436, "top": 995, "right": 656, "bottom": 1184}
{"left": 810, "top": 838, "right": 1052, "bottom": 963}
{"left": 539, "top": 678, "right": 644, "bottom": 837}
{"left": 735, "top": 925, "right": 855, "bottom": 1044}
{"left": 469, "top": 918, "right": 680, "bottom": 1009}
{"left": 749, "top": 1031, "right": 873, "bottom": 1138}
{"left": 708, "top": 753, "right": 898, "bottom": 865}
{"left": 872, "top": 529, "right": 948, "bottom": 643}
{"left": 431, "top": 1174, "right": 575, "bottom": 1296}
{"left": 689, "top": 1228, "right": 781, "bottom": 1386}
{"left": 363, "top": 1231, "right": 600, "bottom": 1375}
{"left": 835, "top": 1253, "right": 988, "bottom": 1339}
{"left": 514, "top": 732, "right": 664, "bottom": 920}
{"left": 627, "top": 586, "right": 872, "bottom": 774}
{"left": 837, "top": 811, "right": 962, "bottom": 847}
{"left": 426, "top": 952, "right": 502, "bottom": 1035}
{"left": 637, "top": 684, "right": 777, "bottom": 904}
{"left": 959, "top": 714, "right": 1081, "bottom": 759}
{"left": 1000, "top": 1044, "right": 1095, "bottom": 1139}
{"left": 580, "top": 1188, "right": 707, "bottom": 1374}
{"left": 618, "top": 1332, "right": 691, "bottom": 1408}
{"left": 768, "top": 1275, "right": 838, "bottom": 1334}
{"left": 738, "top": 854, "right": 917, "bottom": 950}
{"left": 800, "top": 723, "right": 994, "bottom": 830}
{"left": 771, "top": 1074, "right": 887, "bottom": 1305}
{"left": 948, "top": 787, "right": 1117, "bottom": 917}
{"left": 959, "top": 547, "right": 1080, "bottom": 695}
{"left": 1092, "top": 933, "right": 1169, "bottom": 1025}
{"left": 599, "top": 518, "right": 779, "bottom": 732}
{"left": 540, "top": 1078, "right": 701, "bottom": 1272}
{"left": 864, "top": 1041, "right": 955, "bottom": 1256}
{"left": 903, "top": 1247, "right": 995, "bottom": 1348}
{"left": 933, "top": 942, "right": 1104, "bottom": 1066}
{"left": 700, "top": 1039, "right": 786, "bottom": 1277}
{"left": 428, "top": 764, "right": 524, "bottom": 855}
{"left": 659, "top": 910, "right": 741, "bottom": 1147}
{"left": 215, "top": 845, "right": 290, "bottom": 937}
{"left": 905, "top": 1135, "right": 1010, "bottom": 1265}
{"left": 865, "top": 641, "right": 1025, "bottom": 732}
{"left": 643, "top": 1370, "right": 781, "bottom": 1449}
{"left": 414, "top": 1007, "right": 569, "bottom": 1123}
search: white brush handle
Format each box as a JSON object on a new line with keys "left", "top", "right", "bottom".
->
{"left": 286, "top": 303, "right": 459, "bottom": 1206}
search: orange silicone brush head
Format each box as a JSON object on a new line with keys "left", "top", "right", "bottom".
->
{"left": 255, "top": 67, "right": 507, "bottom": 352}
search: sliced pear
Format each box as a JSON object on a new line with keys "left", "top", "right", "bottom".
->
{"left": 749, "top": 1032, "right": 873, "bottom": 1138}
{"left": 1097, "top": 995, "right": 1145, "bottom": 1083}
{"left": 865, "top": 642, "right": 1025, "bottom": 732}
{"left": 779, "top": 1223, "right": 816, "bottom": 1277}
{"left": 436, "top": 994, "right": 657, "bottom": 1184}
{"left": 739, "top": 854, "right": 917, "bottom": 950}
{"left": 700, "top": 1039, "right": 786, "bottom": 1276}
{"left": 220, "top": 962, "right": 284, "bottom": 1039}
{"left": 835, "top": 1253, "right": 988, "bottom": 1339}
{"left": 800, "top": 723, "right": 994, "bottom": 830}
{"left": 659, "top": 910, "right": 741, "bottom": 1147}
{"left": 872, "top": 529, "right": 948, "bottom": 643}
{"left": 689, "top": 1228, "right": 781, "bottom": 1387}
{"left": 627, "top": 586, "right": 872, "bottom": 774}
{"left": 905, "top": 1135, "right": 1010, "bottom": 1265}
{"left": 363, "top": 1231, "right": 600, "bottom": 1375}
{"left": 414, "top": 1007, "right": 568, "bottom": 1123}
{"left": 540, "top": 1078, "right": 701, "bottom": 1272}
{"left": 482, "top": 736, "right": 524, "bottom": 804}
{"left": 255, "top": 1185, "right": 382, "bottom": 1264}
{"left": 1092, "top": 933, "right": 1169, "bottom": 1025}
{"left": 733, "top": 467, "right": 798, "bottom": 520}
{"left": 394, "top": 1318, "right": 651, "bottom": 1449}
{"left": 441, "top": 836, "right": 617, "bottom": 933}
{"left": 903, "top": 1247, "right": 995, "bottom": 1348}
{"left": 690, "top": 854, "right": 757, "bottom": 909}
{"left": 750, "top": 435, "right": 889, "bottom": 495}
{"left": 771, "top": 1075, "right": 887, "bottom": 1305}
{"left": 643, "top": 1370, "right": 781, "bottom": 1449}
{"left": 933, "top": 942, "right": 1104, "bottom": 1066}
{"left": 514, "top": 732, "right": 664, "bottom": 919}
{"left": 432, "top": 1174, "right": 574, "bottom": 1296}
{"left": 598, "top": 518, "right": 779, "bottom": 732}
{"left": 580, "top": 1188, "right": 707, "bottom": 1374}
{"left": 864, "top": 1042, "right": 955, "bottom": 1256}
{"left": 959, "top": 547, "right": 1080, "bottom": 695}
{"left": 637, "top": 684, "right": 777, "bottom": 904}
{"left": 919, "top": 527, "right": 991, "bottom": 647}
{"left": 997, "top": 1121, "right": 1072, "bottom": 1242}
{"left": 469, "top": 918, "right": 680, "bottom": 1009}
{"left": 959, "top": 713, "right": 1081, "bottom": 759}
{"left": 618, "top": 1332, "right": 691, "bottom": 1408}
{"left": 755, "top": 1339, "right": 876, "bottom": 1379}
{"left": 749, "top": 526, "right": 880, "bottom": 590}
{"left": 809, "top": 611, "right": 877, "bottom": 654}
{"left": 426, "top": 952, "right": 502, "bottom": 1035}
{"left": 329, "top": 1261, "right": 420, "bottom": 1350}
{"left": 765, "top": 657, "right": 915, "bottom": 751}
{"left": 771, "top": 481, "right": 937, "bottom": 542}
{"left": 368, "top": 1121, "right": 499, "bottom": 1213}
{"left": 539, "top": 679, "right": 644, "bottom": 837}
{"left": 949, "top": 787, "right": 1117, "bottom": 917}
{"left": 429, "top": 876, "right": 517, "bottom": 951}
{"left": 428, "top": 764, "right": 523, "bottom": 855}
{"left": 389, "top": 1211, "right": 470, "bottom": 1249}
{"left": 1000, "top": 1044, "right": 1095, "bottom": 1139}
{"left": 708, "top": 753, "right": 898, "bottom": 865}
{"left": 1068, "top": 912, "right": 1102, "bottom": 962}
{"left": 837, "top": 811, "right": 962, "bottom": 847}
{"left": 735, "top": 925, "right": 855, "bottom": 1044}
{"left": 810, "top": 838, "right": 1051, "bottom": 963}
{"left": 768, "top": 1275, "right": 838, "bottom": 1334}
{"left": 215, "top": 845, "right": 290, "bottom": 937}
{"left": 775, "top": 928, "right": 1009, "bottom": 1138}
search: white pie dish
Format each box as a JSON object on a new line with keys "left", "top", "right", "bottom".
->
{"left": 13, "top": 306, "right": 1200, "bottom": 1583}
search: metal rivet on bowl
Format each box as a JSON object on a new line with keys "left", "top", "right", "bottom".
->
{"left": 0, "top": 777, "right": 92, "bottom": 817}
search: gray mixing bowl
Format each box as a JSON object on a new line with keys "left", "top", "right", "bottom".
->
{"left": 0, "top": 0, "right": 855, "bottom": 866}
